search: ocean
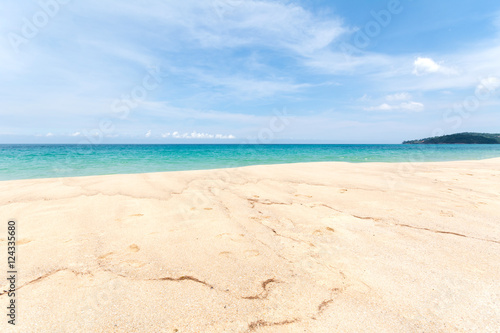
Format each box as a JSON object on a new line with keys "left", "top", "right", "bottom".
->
{"left": 1, "top": 144, "right": 500, "bottom": 181}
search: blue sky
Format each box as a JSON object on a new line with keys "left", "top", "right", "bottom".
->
{"left": 1, "top": 0, "right": 500, "bottom": 143}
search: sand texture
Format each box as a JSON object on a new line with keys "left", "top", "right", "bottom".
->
{"left": 0, "top": 159, "right": 499, "bottom": 332}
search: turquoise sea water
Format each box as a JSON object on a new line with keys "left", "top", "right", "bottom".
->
{"left": 1, "top": 144, "right": 500, "bottom": 181}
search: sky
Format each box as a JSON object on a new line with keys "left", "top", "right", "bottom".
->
{"left": 1, "top": 0, "right": 500, "bottom": 144}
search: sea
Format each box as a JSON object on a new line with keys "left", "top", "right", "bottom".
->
{"left": 1, "top": 144, "right": 500, "bottom": 181}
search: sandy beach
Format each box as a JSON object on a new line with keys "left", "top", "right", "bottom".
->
{"left": 1, "top": 159, "right": 499, "bottom": 332}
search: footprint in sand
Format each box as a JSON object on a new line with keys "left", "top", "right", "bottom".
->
{"left": 98, "top": 252, "right": 115, "bottom": 260}
{"left": 244, "top": 250, "right": 260, "bottom": 257}
{"left": 313, "top": 227, "right": 335, "bottom": 236}
{"left": 98, "top": 245, "right": 140, "bottom": 264}
{"left": 216, "top": 233, "right": 246, "bottom": 243}
{"left": 440, "top": 210, "right": 454, "bottom": 217}
{"left": 128, "top": 244, "right": 140, "bottom": 252}
{"left": 0, "top": 238, "right": 32, "bottom": 245}
{"left": 219, "top": 250, "right": 260, "bottom": 259}
{"left": 294, "top": 194, "right": 313, "bottom": 198}
{"left": 339, "top": 189, "right": 348, "bottom": 193}
{"left": 130, "top": 214, "right": 144, "bottom": 217}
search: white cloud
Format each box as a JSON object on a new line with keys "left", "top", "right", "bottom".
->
{"left": 369, "top": 44, "right": 500, "bottom": 93}
{"left": 81, "top": 0, "right": 351, "bottom": 77}
{"left": 70, "top": 132, "right": 81, "bottom": 137}
{"left": 46, "top": 132, "right": 54, "bottom": 137}
{"left": 163, "top": 131, "right": 235, "bottom": 139}
{"left": 477, "top": 76, "right": 500, "bottom": 91}
{"left": 188, "top": 132, "right": 214, "bottom": 139}
{"left": 76, "top": 0, "right": 345, "bottom": 58}
{"left": 187, "top": 1, "right": 346, "bottom": 55}
{"left": 358, "top": 94, "right": 371, "bottom": 102}
{"left": 386, "top": 92, "right": 411, "bottom": 101}
{"left": 145, "top": 130, "right": 152, "bottom": 137}
{"left": 412, "top": 57, "right": 457, "bottom": 76}
{"left": 304, "top": 50, "right": 393, "bottom": 75}
{"left": 365, "top": 101, "right": 424, "bottom": 112}
{"left": 400, "top": 101, "right": 424, "bottom": 111}
{"left": 365, "top": 103, "right": 393, "bottom": 111}
{"left": 178, "top": 68, "right": 313, "bottom": 98}
{"left": 413, "top": 57, "right": 440, "bottom": 75}
{"left": 215, "top": 133, "right": 236, "bottom": 139}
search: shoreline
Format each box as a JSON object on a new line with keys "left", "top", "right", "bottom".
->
{"left": 2, "top": 157, "right": 500, "bottom": 183}
{"left": 1, "top": 159, "right": 499, "bottom": 332}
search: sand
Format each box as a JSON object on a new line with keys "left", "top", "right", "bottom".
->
{"left": 0, "top": 159, "right": 499, "bottom": 332}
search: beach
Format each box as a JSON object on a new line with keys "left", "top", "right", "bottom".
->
{"left": 1, "top": 158, "right": 499, "bottom": 332}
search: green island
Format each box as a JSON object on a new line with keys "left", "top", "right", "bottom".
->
{"left": 403, "top": 132, "right": 500, "bottom": 144}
